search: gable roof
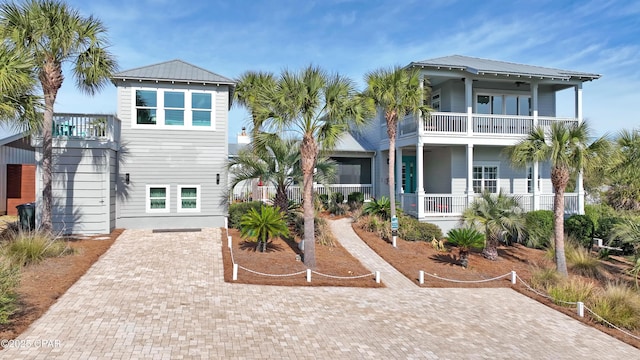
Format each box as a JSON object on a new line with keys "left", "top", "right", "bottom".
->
{"left": 332, "top": 132, "right": 374, "bottom": 153}
{"left": 409, "top": 55, "right": 600, "bottom": 81}
{"left": 112, "top": 59, "right": 235, "bottom": 85}
{"left": 0, "top": 124, "right": 27, "bottom": 146}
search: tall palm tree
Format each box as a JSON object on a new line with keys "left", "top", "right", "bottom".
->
{"left": 234, "top": 71, "right": 277, "bottom": 138}
{"left": 463, "top": 190, "right": 525, "bottom": 260}
{"left": 228, "top": 132, "right": 336, "bottom": 211}
{"left": 606, "top": 129, "right": 640, "bottom": 210}
{"left": 506, "top": 122, "right": 609, "bottom": 276}
{"left": 0, "top": 45, "right": 41, "bottom": 130}
{"left": 363, "top": 66, "right": 429, "bottom": 222}
{"left": 253, "top": 66, "right": 370, "bottom": 268}
{"left": 0, "top": 0, "right": 117, "bottom": 231}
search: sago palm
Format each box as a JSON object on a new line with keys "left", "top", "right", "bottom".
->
{"left": 462, "top": 190, "right": 525, "bottom": 261}
{"left": 506, "top": 121, "right": 609, "bottom": 276}
{"left": 0, "top": 0, "right": 118, "bottom": 231}
{"left": 363, "top": 66, "right": 429, "bottom": 222}
{"left": 251, "top": 66, "right": 370, "bottom": 268}
{"left": 446, "top": 227, "right": 485, "bottom": 268}
{"left": 240, "top": 205, "right": 290, "bottom": 252}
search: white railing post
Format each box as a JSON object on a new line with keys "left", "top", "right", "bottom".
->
{"left": 511, "top": 271, "right": 517, "bottom": 285}
{"left": 227, "top": 236, "right": 232, "bottom": 248}
{"left": 375, "top": 271, "right": 381, "bottom": 284}
{"left": 419, "top": 270, "right": 424, "bottom": 285}
{"left": 577, "top": 302, "right": 584, "bottom": 317}
{"left": 306, "top": 269, "right": 312, "bottom": 282}
{"left": 232, "top": 264, "right": 238, "bottom": 281}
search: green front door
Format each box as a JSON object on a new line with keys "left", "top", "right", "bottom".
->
{"left": 402, "top": 155, "right": 416, "bottom": 193}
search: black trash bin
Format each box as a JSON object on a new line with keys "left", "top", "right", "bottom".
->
{"left": 16, "top": 202, "right": 36, "bottom": 231}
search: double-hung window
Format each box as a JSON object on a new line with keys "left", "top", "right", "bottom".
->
{"left": 146, "top": 185, "right": 170, "bottom": 213}
{"left": 164, "top": 92, "right": 185, "bottom": 126}
{"left": 132, "top": 88, "right": 215, "bottom": 129}
{"left": 136, "top": 90, "right": 157, "bottom": 124}
{"left": 178, "top": 185, "right": 200, "bottom": 212}
{"left": 192, "top": 93, "right": 212, "bottom": 127}
{"left": 473, "top": 165, "right": 498, "bottom": 193}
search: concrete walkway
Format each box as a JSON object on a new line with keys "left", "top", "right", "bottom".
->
{"left": 2, "top": 228, "right": 639, "bottom": 359}
{"left": 328, "top": 218, "right": 416, "bottom": 289}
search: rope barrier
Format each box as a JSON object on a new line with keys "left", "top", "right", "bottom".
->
{"left": 238, "top": 266, "right": 307, "bottom": 277}
{"left": 311, "top": 271, "right": 375, "bottom": 280}
{"left": 422, "top": 271, "right": 512, "bottom": 283}
{"left": 514, "top": 273, "right": 579, "bottom": 305}
{"left": 584, "top": 306, "right": 640, "bottom": 341}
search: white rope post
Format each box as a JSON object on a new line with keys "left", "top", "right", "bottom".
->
{"left": 511, "top": 271, "right": 517, "bottom": 285}
{"left": 306, "top": 269, "right": 312, "bottom": 282}
{"left": 392, "top": 236, "right": 397, "bottom": 248}
{"left": 224, "top": 217, "right": 228, "bottom": 230}
{"left": 375, "top": 271, "right": 381, "bottom": 284}
{"left": 227, "top": 235, "right": 232, "bottom": 248}
{"left": 577, "top": 302, "right": 584, "bottom": 317}
{"left": 232, "top": 264, "right": 238, "bottom": 281}
{"left": 419, "top": 270, "right": 424, "bottom": 285}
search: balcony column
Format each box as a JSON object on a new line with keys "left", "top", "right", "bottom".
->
{"left": 416, "top": 142, "right": 424, "bottom": 218}
{"left": 531, "top": 82, "right": 539, "bottom": 128}
{"left": 575, "top": 83, "right": 583, "bottom": 124}
{"left": 466, "top": 144, "right": 474, "bottom": 207}
{"left": 533, "top": 161, "right": 540, "bottom": 210}
{"left": 396, "top": 145, "right": 403, "bottom": 199}
{"left": 465, "top": 77, "right": 473, "bottom": 135}
{"left": 575, "top": 83, "right": 585, "bottom": 214}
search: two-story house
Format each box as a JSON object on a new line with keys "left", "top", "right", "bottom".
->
{"left": 32, "top": 60, "right": 235, "bottom": 234}
{"left": 359, "top": 55, "right": 600, "bottom": 232}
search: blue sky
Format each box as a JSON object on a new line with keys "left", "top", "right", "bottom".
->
{"left": 50, "top": 0, "right": 640, "bottom": 141}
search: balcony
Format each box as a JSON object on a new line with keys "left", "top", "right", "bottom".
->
{"left": 396, "top": 112, "right": 579, "bottom": 139}
{"left": 42, "top": 113, "right": 121, "bottom": 143}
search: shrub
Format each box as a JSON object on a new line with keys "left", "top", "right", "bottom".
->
{"left": 524, "top": 210, "right": 553, "bottom": 249}
{"left": 331, "top": 192, "right": 344, "bottom": 205}
{"left": 589, "top": 283, "right": 640, "bottom": 330}
{"left": 318, "top": 194, "right": 329, "bottom": 210}
{"left": 0, "top": 263, "right": 19, "bottom": 324}
{"left": 240, "top": 205, "right": 290, "bottom": 252}
{"left": 363, "top": 197, "right": 391, "bottom": 220}
{"left": 229, "top": 201, "right": 263, "bottom": 229}
{"left": 354, "top": 214, "right": 391, "bottom": 240}
{"left": 595, "top": 216, "right": 622, "bottom": 242}
{"left": 347, "top": 191, "right": 365, "bottom": 205}
{"left": 3, "top": 230, "right": 74, "bottom": 267}
{"left": 529, "top": 267, "right": 561, "bottom": 291}
{"left": 564, "top": 214, "right": 594, "bottom": 249}
{"left": 290, "top": 212, "right": 336, "bottom": 246}
{"left": 328, "top": 203, "right": 349, "bottom": 216}
{"left": 398, "top": 215, "right": 443, "bottom": 242}
{"left": 446, "top": 228, "right": 485, "bottom": 268}
{"left": 585, "top": 204, "right": 618, "bottom": 237}
{"left": 566, "top": 245, "right": 601, "bottom": 278}
{"left": 547, "top": 278, "right": 596, "bottom": 307}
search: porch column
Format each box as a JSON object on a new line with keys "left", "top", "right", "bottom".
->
{"left": 396, "top": 146, "right": 403, "bottom": 195}
{"left": 531, "top": 82, "right": 539, "bottom": 128}
{"left": 416, "top": 142, "right": 424, "bottom": 218}
{"left": 533, "top": 161, "right": 540, "bottom": 210}
{"left": 466, "top": 144, "right": 474, "bottom": 206}
{"left": 465, "top": 77, "right": 473, "bottom": 135}
{"left": 576, "top": 83, "right": 585, "bottom": 214}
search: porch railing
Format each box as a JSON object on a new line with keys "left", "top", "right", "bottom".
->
{"left": 233, "top": 184, "right": 374, "bottom": 204}
{"left": 50, "top": 113, "right": 120, "bottom": 142}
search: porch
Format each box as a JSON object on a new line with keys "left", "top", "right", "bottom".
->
{"left": 399, "top": 192, "right": 579, "bottom": 218}
{"left": 232, "top": 184, "right": 374, "bottom": 204}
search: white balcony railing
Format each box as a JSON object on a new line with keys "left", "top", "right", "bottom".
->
{"left": 234, "top": 184, "right": 374, "bottom": 204}
{"left": 49, "top": 113, "right": 120, "bottom": 142}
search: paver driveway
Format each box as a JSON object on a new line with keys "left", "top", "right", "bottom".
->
{"left": 2, "top": 228, "right": 639, "bottom": 359}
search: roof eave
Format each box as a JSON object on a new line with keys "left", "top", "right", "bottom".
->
{"left": 111, "top": 76, "right": 235, "bottom": 86}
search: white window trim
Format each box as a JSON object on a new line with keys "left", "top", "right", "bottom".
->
{"left": 473, "top": 89, "right": 531, "bottom": 115}
{"left": 146, "top": 185, "right": 170, "bottom": 213}
{"left": 177, "top": 185, "right": 201, "bottom": 212}
{"left": 131, "top": 87, "right": 216, "bottom": 131}
{"left": 472, "top": 161, "right": 500, "bottom": 193}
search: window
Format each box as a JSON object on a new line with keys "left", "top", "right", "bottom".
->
{"left": 178, "top": 185, "right": 200, "bottom": 212}
{"left": 192, "top": 93, "right": 212, "bottom": 127}
{"left": 136, "top": 90, "right": 157, "bottom": 124}
{"left": 146, "top": 185, "right": 170, "bottom": 212}
{"left": 527, "top": 167, "right": 533, "bottom": 193}
{"left": 476, "top": 94, "right": 530, "bottom": 115}
{"left": 164, "top": 91, "right": 184, "bottom": 126}
{"left": 473, "top": 165, "right": 498, "bottom": 193}
{"left": 132, "top": 88, "right": 216, "bottom": 130}
{"left": 431, "top": 90, "right": 441, "bottom": 112}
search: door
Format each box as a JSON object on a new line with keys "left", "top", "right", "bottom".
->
{"left": 402, "top": 156, "right": 416, "bottom": 193}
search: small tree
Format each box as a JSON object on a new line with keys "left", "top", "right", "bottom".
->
{"left": 240, "top": 205, "right": 289, "bottom": 252}
{"left": 446, "top": 228, "right": 485, "bottom": 268}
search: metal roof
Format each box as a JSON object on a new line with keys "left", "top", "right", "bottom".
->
{"left": 112, "top": 59, "right": 235, "bottom": 85}
{"left": 410, "top": 55, "right": 601, "bottom": 81}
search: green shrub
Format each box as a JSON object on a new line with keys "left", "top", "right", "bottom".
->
{"left": 564, "top": 214, "right": 594, "bottom": 249}
{"left": 318, "top": 194, "right": 329, "bottom": 210}
{"left": 240, "top": 205, "right": 290, "bottom": 252}
{"left": 524, "top": 210, "right": 553, "bottom": 249}
{"left": 567, "top": 245, "right": 601, "bottom": 278}
{"left": 529, "top": 267, "right": 561, "bottom": 291}
{"left": 0, "top": 263, "right": 19, "bottom": 324}
{"left": 363, "top": 197, "right": 391, "bottom": 220}
{"left": 398, "top": 215, "right": 443, "bottom": 241}
{"left": 229, "top": 201, "right": 263, "bottom": 229}
{"left": 589, "top": 283, "right": 640, "bottom": 330}
{"left": 328, "top": 203, "right": 349, "bottom": 216}
{"left": 446, "top": 228, "right": 485, "bottom": 268}
{"left": 585, "top": 204, "right": 618, "bottom": 237}
{"left": 354, "top": 214, "right": 391, "bottom": 240}
{"left": 3, "top": 230, "right": 74, "bottom": 267}
{"left": 347, "top": 192, "right": 365, "bottom": 204}
{"left": 331, "top": 192, "right": 344, "bottom": 205}
{"left": 290, "top": 212, "right": 336, "bottom": 246}
{"left": 547, "top": 278, "right": 595, "bottom": 307}
{"left": 595, "top": 216, "right": 622, "bottom": 242}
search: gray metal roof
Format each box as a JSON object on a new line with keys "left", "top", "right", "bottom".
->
{"left": 112, "top": 60, "right": 235, "bottom": 85}
{"left": 332, "top": 132, "right": 374, "bottom": 153}
{"left": 410, "top": 55, "right": 601, "bottom": 81}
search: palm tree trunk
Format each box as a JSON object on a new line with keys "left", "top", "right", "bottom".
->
{"left": 387, "top": 114, "right": 397, "bottom": 221}
{"left": 552, "top": 167, "right": 569, "bottom": 277}
{"left": 482, "top": 235, "right": 499, "bottom": 260}
{"left": 300, "top": 134, "right": 318, "bottom": 268}
{"left": 274, "top": 184, "right": 288, "bottom": 213}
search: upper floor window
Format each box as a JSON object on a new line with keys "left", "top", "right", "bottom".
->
{"left": 476, "top": 94, "right": 530, "bottom": 116}
{"left": 132, "top": 88, "right": 216, "bottom": 130}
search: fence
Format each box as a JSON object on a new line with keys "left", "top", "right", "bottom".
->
{"left": 232, "top": 184, "right": 373, "bottom": 204}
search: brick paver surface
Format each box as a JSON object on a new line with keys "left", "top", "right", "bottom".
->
{"left": 2, "top": 228, "right": 639, "bottom": 359}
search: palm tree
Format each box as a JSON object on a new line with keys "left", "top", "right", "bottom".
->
{"left": 240, "top": 205, "right": 290, "bottom": 252}
{"left": 252, "top": 66, "right": 370, "bottom": 268}
{"left": 462, "top": 191, "right": 525, "bottom": 261}
{"left": 446, "top": 227, "right": 485, "bottom": 268}
{"left": 606, "top": 129, "right": 640, "bottom": 210}
{"left": 234, "top": 71, "right": 277, "bottom": 138}
{"left": 0, "top": 45, "right": 41, "bottom": 130}
{"left": 363, "top": 66, "right": 429, "bottom": 222}
{"left": 228, "top": 132, "right": 336, "bottom": 211}
{"left": 506, "top": 122, "right": 609, "bottom": 276}
{"left": 0, "top": 0, "right": 118, "bottom": 231}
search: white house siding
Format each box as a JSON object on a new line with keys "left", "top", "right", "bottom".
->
{"left": 424, "top": 147, "right": 451, "bottom": 193}
{"left": 0, "top": 143, "right": 35, "bottom": 214}
{"left": 538, "top": 85, "right": 556, "bottom": 117}
{"left": 115, "top": 83, "right": 230, "bottom": 229}
{"left": 35, "top": 146, "right": 115, "bottom": 235}
{"left": 450, "top": 146, "right": 467, "bottom": 194}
